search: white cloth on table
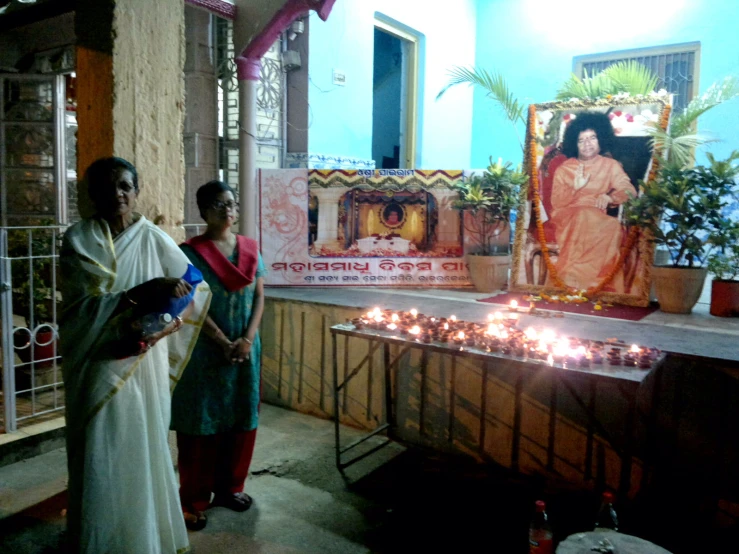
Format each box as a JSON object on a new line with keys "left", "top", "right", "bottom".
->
{"left": 357, "top": 236, "right": 411, "bottom": 254}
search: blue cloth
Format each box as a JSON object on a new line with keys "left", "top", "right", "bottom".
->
{"left": 170, "top": 246, "right": 266, "bottom": 435}
{"left": 163, "top": 264, "right": 203, "bottom": 318}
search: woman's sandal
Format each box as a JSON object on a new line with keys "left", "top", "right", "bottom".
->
{"left": 212, "top": 492, "right": 253, "bottom": 512}
{"left": 183, "top": 510, "right": 207, "bottom": 531}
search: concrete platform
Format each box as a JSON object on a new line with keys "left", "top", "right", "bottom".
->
{"left": 265, "top": 287, "right": 739, "bottom": 361}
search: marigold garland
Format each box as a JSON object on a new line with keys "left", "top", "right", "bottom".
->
{"left": 525, "top": 103, "right": 670, "bottom": 300}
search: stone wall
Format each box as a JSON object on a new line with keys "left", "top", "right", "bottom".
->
{"left": 113, "top": 0, "right": 186, "bottom": 240}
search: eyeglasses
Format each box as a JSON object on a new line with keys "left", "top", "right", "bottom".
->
{"left": 210, "top": 200, "right": 239, "bottom": 211}
{"left": 578, "top": 135, "right": 599, "bottom": 145}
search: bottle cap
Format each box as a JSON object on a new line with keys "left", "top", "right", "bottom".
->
{"left": 161, "top": 313, "right": 173, "bottom": 324}
{"left": 602, "top": 491, "right": 614, "bottom": 503}
{"left": 535, "top": 500, "right": 546, "bottom": 512}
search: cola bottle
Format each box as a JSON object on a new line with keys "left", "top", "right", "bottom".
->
{"left": 529, "top": 500, "right": 554, "bottom": 554}
{"left": 594, "top": 491, "right": 619, "bottom": 531}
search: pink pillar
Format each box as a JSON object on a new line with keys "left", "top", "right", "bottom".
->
{"left": 236, "top": 0, "right": 335, "bottom": 238}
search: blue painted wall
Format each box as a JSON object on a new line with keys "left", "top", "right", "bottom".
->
{"left": 308, "top": 0, "right": 477, "bottom": 168}
{"left": 471, "top": 0, "right": 739, "bottom": 168}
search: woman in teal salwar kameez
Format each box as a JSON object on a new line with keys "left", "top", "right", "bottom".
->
{"left": 171, "top": 180, "right": 266, "bottom": 531}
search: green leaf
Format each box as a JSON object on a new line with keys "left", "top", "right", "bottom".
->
{"left": 437, "top": 66, "right": 525, "bottom": 125}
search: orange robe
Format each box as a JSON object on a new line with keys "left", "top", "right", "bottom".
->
{"left": 549, "top": 156, "right": 636, "bottom": 291}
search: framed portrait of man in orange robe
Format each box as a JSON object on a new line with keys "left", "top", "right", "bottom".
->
{"left": 510, "top": 96, "right": 671, "bottom": 307}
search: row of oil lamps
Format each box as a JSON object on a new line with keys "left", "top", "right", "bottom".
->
{"left": 350, "top": 307, "right": 660, "bottom": 369}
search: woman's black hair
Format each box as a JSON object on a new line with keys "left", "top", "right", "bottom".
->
{"left": 196, "top": 180, "right": 236, "bottom": 220}
{"left": 85, "top": 157, "right": 139, "bottom": 212}
{"left": 560, "top": 112, "right": 616, "bottom": 159}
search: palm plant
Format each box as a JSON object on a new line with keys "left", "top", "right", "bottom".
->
{"left": 555, "top": 61, "right": 659, "bottom": 100}
{"left": 647, "top": 76, "right": 739, "bottom": 167}
{"left": 436, "top": 67, "right": 526, "bottom": 150}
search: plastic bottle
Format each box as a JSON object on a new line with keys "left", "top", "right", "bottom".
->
{"left": 140, "top": 312, "right": 173, "bottom": 336}
{"left": 594, "top": 491, "right": 619, "bottom": 531}
{"left": 529, "top": 500, "right": 554, "bottom": 554}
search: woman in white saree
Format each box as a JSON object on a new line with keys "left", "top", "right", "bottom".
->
{"left": 60, "top": 157, "right": 210, "bottom": 554}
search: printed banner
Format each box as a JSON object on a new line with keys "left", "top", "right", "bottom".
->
{"left": 259, "top": 169, "right": 480, "bottom": 286}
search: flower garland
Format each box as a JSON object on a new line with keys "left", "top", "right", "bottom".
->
{"left": 526, "top": 103, "right": 671, "bottom": 300}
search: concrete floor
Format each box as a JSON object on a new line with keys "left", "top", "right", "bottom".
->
{"left": 0, "top": 403, "right": 540, "bottom": 554}
{"left": 2, "top": 402, "right": 737, "bottom": 553}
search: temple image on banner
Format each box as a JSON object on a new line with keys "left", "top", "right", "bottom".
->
{"left": 307, "top": 169, "right": 465, "bottom": 258}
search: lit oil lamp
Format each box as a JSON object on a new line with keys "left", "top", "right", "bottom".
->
{"left": 494, "top": 311, "right": 503, "bottom": 321}
{"left": 391, "top": 313, "right": 399, "bottom": 323}
{"left": 509, "top": 300, "right": 518, "bottom": 312}
{"left": 454, "top": 330, "right": 465, "bottom": 345}
{"left": 524, "top": 327, "right": 538, "bottom": 341}
{"left": 387, "top": 323, "right": 397, "bottom": 331}
{"left": 409, "top": 325, "right": 421, "bottom": 336}
{"left": 410, "top": 308, "right": 418, "bottom": 319}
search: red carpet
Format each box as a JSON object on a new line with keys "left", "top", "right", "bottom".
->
{"left": 477, "top": 292, "right": 659, "bottom": 322}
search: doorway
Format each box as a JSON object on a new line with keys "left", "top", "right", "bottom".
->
{"left": 372, "top": 20, "right": 418, "bottom": 169}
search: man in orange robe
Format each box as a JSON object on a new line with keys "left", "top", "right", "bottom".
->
{"left": 549, "top": 116, "right": 636, "bottom": 292}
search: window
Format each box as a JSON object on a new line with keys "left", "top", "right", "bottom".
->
{"left": 574, "top": 42, "right": 700, "bottom": 114}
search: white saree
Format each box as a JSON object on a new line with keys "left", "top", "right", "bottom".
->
{"left": 60, "top": 215, "right": 210, "bottom": 554}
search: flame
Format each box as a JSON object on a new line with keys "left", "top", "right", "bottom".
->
{"left": 410, "top": 308, "right": 418, "bottom": 318}
{"left": 501, "top": 330, "right": 509, "bottom": 340}
{"left": 374, "top": 315, "right": 383, "bottom": 323}
{"left": 510, "top": 300, "right": 518, "bottom": 309}
{"left": 524, "top": 327, "right": 538, "bottom": 341}
{"left": 486, "top": 324, "right": 499, "bottom": 337}
{"left": 450, "top": 315, "right": 457, "bottom": 322}
{"left": 487, "top": 313, "right": 494, "bottom": 322}
{"left": 391, "top": 313, "right": 399, "bottom": 322}
{"left": 540, "top": 329, "right": 556, "bottom": 343}
{"left": 457, "top": 331, "right": 466, "bottom": 340}
{"left": 409, "top": 325, "right": 421, "bottom": 335}
{"left": 443, "top": 322, "right": 449, "bottom": 330}
{"left": 387, "top": 323, "right": 397, "bottom": 331}
{"left": 547, "top": 354, "right": 554, "bottom": 366}
{"left": 630, "top": 344, "right": 640, "bottom": 353}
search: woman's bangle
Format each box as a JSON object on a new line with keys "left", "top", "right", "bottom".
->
{"left": 123, "top": 289, "right": 138, "bottom": 305}
{"left": 243, "top": 337, "right": 253, "bottom": 345}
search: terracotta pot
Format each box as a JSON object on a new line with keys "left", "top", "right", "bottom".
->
{"left": 466, "top": 254, "right": 510, "bottom": 293}
{"left": 710, "top": 279, "right": 739, "bottom": 317}
{"left": 14, "top": 328, "right": 58, "bottom": 369}
{"left": 651, "top": 265, "right": 708, "bottom": 314}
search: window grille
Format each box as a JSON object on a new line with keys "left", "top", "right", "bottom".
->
{"left": 574, "top": 42, "right": 700, "bottom": 114}
{"left": 214, "top": 18, "right": 285, "bottom": 195}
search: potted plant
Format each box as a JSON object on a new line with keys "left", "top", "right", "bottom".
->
{"left": 452, "top": 157, "right": 527, "bottom": 292}
{"left": 625, "top": 151, "right": 739, "bottom": 313}
{"left": 707, "top": 237, "right": 739, "bottom": 317}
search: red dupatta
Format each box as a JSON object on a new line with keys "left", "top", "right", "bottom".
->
{"left": 184, "top": 234, "right": 259, "bottom": 292}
